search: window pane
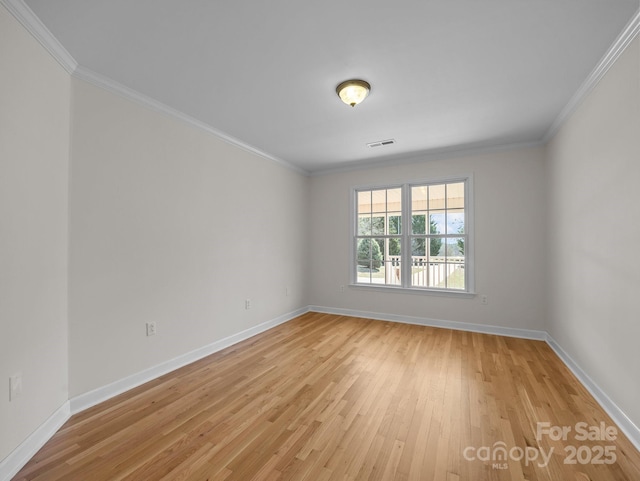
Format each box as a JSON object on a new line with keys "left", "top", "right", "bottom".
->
{"left": 429, "top": 237, "right": 443, "bottom": 257}
{"left": 357, "top": 238, "right": 383, "bottom": 267}
{"left": 445, "top": 261, "right": 465, "bottom": 290}
{"left": 384, "top": 238, "right": 401, "bottom": 285}
{"left": 357, "top": 264, "right": 372, "bottom": 284}
{"left": 357, "top": 238, "right": 372, "bottom": 265}
{"left": 388, "top": 215, "right": 401, "bottom": 235}
{"left": 447, "top": 237, "right": 465, "bottom": 257}
{"left": 373, "top": 238, "right": 384, "bottom": 268}
{"left": 388, "top": 237, "right": 401, "bottom": 257}
{"left": 358, "top": 191, "right": 371, "bottom": 214}
{"left": 371, "top": 190, "right": 386, "bottom": 213}
{"left": 412, "top": 185, "right": 427, "bottom": 211}
{"left": 412, "top": 214, "right": 426, "bottom": 234}
{"left": 411, "top": 237, "right": 426, "bottom": 257}
{"left": 447, "top": 182, "right": 465, "bottom": 209}
{"left": 455, "top": 236, "right": 466, "bottom": 256}
{"left": 411, "top": 255, "right": 428, "bottom": 287}
{"left": 428, "top": 263, "right": 446, "bottom": 288}
{"left": 447, "top": 210, "right": 464, "bottom": 235}
{"left": 356, "top": 238, "right": 384, "bottom": 284}
{"left": 358, "top": 215, "right": 371, "bottom": 235}
{"left": 429, "top": 212, "right": 445, "bottom": 234}
{"left": 385, "top": 261, "right": 401, "bottom": 285}
{"left": 371, "top": 216, "right": 385, "bottom": 236}
{"left": 429, "top": 184, "right": 446, "bottom": 210}
{"left": 387, "top": 188, "right": 402, "bottom": 212}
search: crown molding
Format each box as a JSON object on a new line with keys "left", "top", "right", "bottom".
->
{"left": 0, "top": 0, "right": 77, "bottom": 74}
{"left": 543, "top": 8, "right": 640, "bottom": 143}
{"left": 2, "top": 0, "right": 308, "bottom": 176}
{"left": 309, "top": 6, "right": 640, "bottom": 176}
{"left": 73, "top": 66, "right": 309, "bottom": 176}
{"left": 4, "top": 0, "right": 637, "bottom": 175}
{"left": 309, "top": 139, "right": 544, "bottom": 176}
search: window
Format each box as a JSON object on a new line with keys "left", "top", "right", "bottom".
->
{"left": 353, "top": 178, "right": 472, "bottom": 293}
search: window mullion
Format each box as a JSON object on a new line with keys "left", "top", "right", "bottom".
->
{"left": 401, "top": 184, "right": 411, "bottom": 288}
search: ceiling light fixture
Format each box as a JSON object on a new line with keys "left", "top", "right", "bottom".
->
{"left": 336, "top": 79, "right": 371, "bottom": 107}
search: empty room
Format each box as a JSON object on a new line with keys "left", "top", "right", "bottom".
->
{"left": 1, "top": 0, "right": 639, "bottom": 480}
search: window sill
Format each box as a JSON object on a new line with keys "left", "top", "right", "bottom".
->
{"left": 348, "top": 283, "right": 476, "bottom": 298}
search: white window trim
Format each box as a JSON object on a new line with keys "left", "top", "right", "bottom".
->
{"left": 349, "top": 175, "right": 475, "bottom": 295}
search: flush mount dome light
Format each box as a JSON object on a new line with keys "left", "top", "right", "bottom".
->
{"left": 336, "top": 79, "right": 371, "bottom": 107}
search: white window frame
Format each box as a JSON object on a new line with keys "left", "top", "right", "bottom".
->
{"left": 350, "top": 175, "right": 475, "bottom": 296}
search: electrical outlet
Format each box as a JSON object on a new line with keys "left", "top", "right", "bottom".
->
{"left": 285, "top": 287, "right": 290, "bottom": 297}
{"left": 481, "top": 295, "right": 488, "bottom": 305}
{"left": 146, "top": 321, "right": 157, "bottom": 336}
{"left": 340, "top": 285, "right": 346, "bottom": 292}
{"left": 10, "top": 373, "right": 22, "bottom": 401}
{"left": 245, "top": 299, "right": 252, "bottom": 310}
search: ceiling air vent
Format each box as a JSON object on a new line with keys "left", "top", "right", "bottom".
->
{"left": 367, "top": 139, "right": 396, "bottom": 148}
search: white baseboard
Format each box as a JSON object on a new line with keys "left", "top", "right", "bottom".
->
{"left": 308, "top": 305, "right": 547, "bottom": 340}
{"left": 3, "top": 305, "right": 639, "bottom": 480}
{"left": 70, "top": 306, "right": 310, "bottom": 414}
{"left": 0, "top": 401, "right": 70, "bottom": 481}
{"left": 1, "top": 307, "right": 310, "bottom": 480}
{"left": 310, "top": 305, "right": 640, "bottom": 451}
{"left": 545, "top": 334, "right": 640, "bottom": 451}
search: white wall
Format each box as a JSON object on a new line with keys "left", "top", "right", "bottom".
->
{"left": 0, "top": 5, "right": 70, "bottom": 461}
{"left": 308, "top": 147, "right": 548, "bottom": 331}
{"left": 547, "top": 37, "right": 640, "bottom": 428}
{"left": 68, "top": 78, "right": 309, "bottom": 397}
{"left": 2, "top": 0, "right": 638, "bottom": 469}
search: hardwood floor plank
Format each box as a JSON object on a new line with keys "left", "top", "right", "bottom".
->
{"left": 11, "top": 312, "right": 640, "bottom": 480}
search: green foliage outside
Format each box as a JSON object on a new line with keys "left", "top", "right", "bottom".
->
{"left": 357, "top": 238, "right": 383, "bottom": 269}
{"left": 429, "top": 219, "right": 443, "bottom": 256}
{"left": 410, "top": 215, "right": 442, "bottom": 256}
{"left": 389, "top": 238, "right": 401, "bottom": 256}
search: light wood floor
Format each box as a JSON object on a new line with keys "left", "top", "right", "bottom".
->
{"left": 13, "top": 312, "right": 640, "bottom": 480}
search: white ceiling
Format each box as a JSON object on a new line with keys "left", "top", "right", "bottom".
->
{"left": 22, "top": 0, "right": 640, "bottom": 173}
